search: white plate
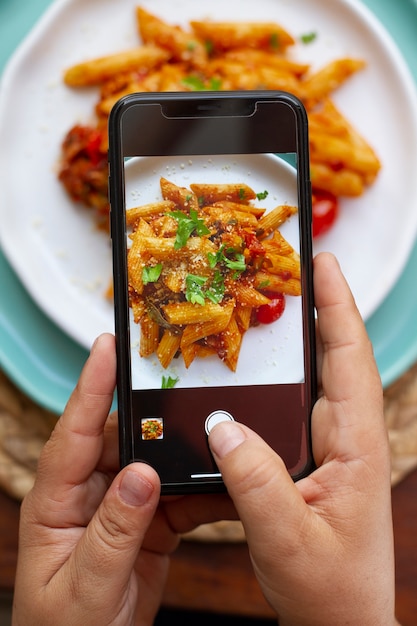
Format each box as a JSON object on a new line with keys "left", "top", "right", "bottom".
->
{"left": 125, "top": 154, "right": 304, "bottom": 389}
{"left": 1, "top": 0, "right": 417, "bottom": 350}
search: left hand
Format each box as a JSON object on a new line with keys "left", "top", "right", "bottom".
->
{"left": 13, "top": 333, "right": 233, "bottom": 626}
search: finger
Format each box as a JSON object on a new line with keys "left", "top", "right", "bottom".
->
{"left": 39, "top": 333, "right": 116, "bottom": 481}
{"left": 312, "top": 253, "right": 386, "bottom": 464}
{"left": 30, "top": 334, "right": 117, "bottom": 522}
{"left": 208, "top": 421, "right": 314, "bottom": 576}
{"left": 314, "top": 252, "right": 379, "bottom": 401}
{"left": 56, "top": 463, "right": 166, "bottom": 618}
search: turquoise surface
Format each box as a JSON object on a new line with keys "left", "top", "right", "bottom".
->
{"left": 1, "top": 0, "right": 417, "bottom": 413}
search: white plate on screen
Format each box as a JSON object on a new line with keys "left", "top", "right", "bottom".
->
{"left": 0, "top": 0, "right": 417, "bottom": 351}
{"left": 125, "top": 154, "right": 303, "bottom": 389}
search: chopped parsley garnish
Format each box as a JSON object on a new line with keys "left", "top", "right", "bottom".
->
{"left": 205, "top": 270, "right": 225, "bottom": 304}
{"left": 162, "top": 375, "right": 179, "bottom": 389}
{"left": 205, "top": 40, "right": 214, "bottom": 55}
{"left": 185, "top": 274, "right": 208, "bottom": 305}
{"left": 185, "top": 271, "right": 225, "bottom": 306}
{"left": 256, "top": 190, "right": 269, "bottom": 201}
{"left": 225, "top": 253, "right": 246, "bottom": 272}
{"left": 142, "top": 263, "right": 162, "bottom": 285}
{"left": 181, "top": 75, "right": 222, "bottom": 91}
{"left": 270, "top": 32, "right": 280, "bottom": 50}
{"left": 300, "top": 32, "right": 318, "bottom": 44}
{"left": 238, "top": 187, "right": 247, "bottom": 200}
{"left": 208, "top": 244, "right": 246, "bottom": 274}
{"left": 169, "top": 209, "right": 210, "bottom": 249}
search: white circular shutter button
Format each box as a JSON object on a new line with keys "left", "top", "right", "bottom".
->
{"left": 205, "top": 410, "right": 235, "bottom": 436}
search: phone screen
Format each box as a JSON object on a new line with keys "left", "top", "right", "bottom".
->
{"left": 109, "top": 93, "right": 316, "bottom": 492}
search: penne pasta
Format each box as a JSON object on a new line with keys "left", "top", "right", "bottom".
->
{"left": 190, "top": 183, "right": 256, "bottom": 205}
{"left": 190, "top": 21, "right": 295, "bottom": 53}
{"left": 181, "top": 341, "right": 199, "bottom": 369}
{"left": 210, "top": 200, "right": 266, "bottom": 219}
{"left": 180, "top": 299, "right": 235, "bottom": 348}
{"left": 257, "top": 205, "right": 298, "bottom": 238}
{"left": 263, "top": 231, "right": 296, "bottom": 257}
{"left": 126, "top": 201, "right": 176, "bottom": 225}
{"left": 220, "top": 314, "right": 243, "bottom": 373}
{"left": 310, "top": 162, "right": 364, "bottom": 197}
{"left": 264, "top": 253, "right": 301, "bottom": 280}
{"left": 203, "top": 205, "right": 258, "bottom": 228}
{"left": 254, "top": 271, "right": 302, "bottom": 297}
{"left": 139, "top": 313, "right": 160, "bottom": 357}
{"left": 223, "top": 49, "right": 309, "bottom": 76}
{"left": 301, "top": 58, "right": 366, "bottom": 108}
{"left": 160, "top": 177, "right": 200, "bottom": 211}
{"left": 235, "top": 304, "right": 252, "bottom": 333}
{"left": 64, "top": 45, "right": 169, "bottom": 87}
{"left": 163, "top": 301, "right": 229, "bottom": 326}
{"left": 137, "top": 7, "right": 207, "bottom": 68}
{"left": 226, "top": 280, "right": 270, "bottom": 307}
{"left": 157, "top": 329, "right": 182, "bottom": 369}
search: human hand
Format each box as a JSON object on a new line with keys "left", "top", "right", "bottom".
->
{"left": 12, "top": 334, "right": 231, "bottom": 626}
{"left": 208, "top": 252, "right": 397, "bottom": 626}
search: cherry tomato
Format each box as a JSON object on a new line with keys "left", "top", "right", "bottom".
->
{"left": 256, "top": 292, "right": 286, "bottom": 324}
{"left": 312, "top": 190, "right": 339, "bottom": 238}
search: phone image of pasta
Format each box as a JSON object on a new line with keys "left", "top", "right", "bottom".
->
{"left": 109, "top": 92, "right": 316, "bottom": 493}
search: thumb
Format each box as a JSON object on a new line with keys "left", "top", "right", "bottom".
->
{"left": 208, "top": 421, "right": 312, "bottom": 562}
{"left": 63, "top": 463, "right": 161, "bottom": 608}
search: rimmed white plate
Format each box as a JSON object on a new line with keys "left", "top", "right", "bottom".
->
{"left": 1, "top": 0, "right": 417, "bottom": 351}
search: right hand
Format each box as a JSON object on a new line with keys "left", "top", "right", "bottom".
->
{"left": 208, "top": 252, "right": 397, "bottom": 626}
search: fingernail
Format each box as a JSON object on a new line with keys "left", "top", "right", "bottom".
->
{"left": 119, "top": 470, "right": 154, "bottom": 507}
{"left": 209, "top": 421, "right": 247, "bottom": 459}
{"left": 90, "top": 335, "right": 100, "bottom": 355}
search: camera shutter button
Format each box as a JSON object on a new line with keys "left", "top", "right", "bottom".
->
{"left": 205, "top": 410, "right": 235, "bottom": 435}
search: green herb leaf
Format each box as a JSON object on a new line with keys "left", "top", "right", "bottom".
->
{"left": 270, "top": 32, "right": 280, "bottom": 50}
{"left": 169, "top": 209, "right": 210, "bottom": 249}
{"left": 208, "top": 77, "right": 222, "bottom": 90}
{"left": 162, "top": 375, "right": 179, "bottom": 389}
{"left": 181, "top": 75, "right": 205, "bottom": 90}
{"left": 207, "top": 244, "right": 246, "bottom": 274}
{"left": 300, "top": 32, "right": 317, "bottom": 44}
{"left": 205, "top": 40, "right": 214, "bottom": 55}
{"left": 142, "top": 263, "right": 163, "bottom": 285}
{"left": 181, "top": 75, "right": 222, "bottom": 91}
{"left": 205, "top": 270, "right": 225, "bottom": 304}
{"left": 224, "top": 253, "right": 246, "bottom": 272}
{"left": 207, "top": 244, "right": 225, "bottom": 269}
{"left": 185, "top": 274, "right": 208, "bottom": 305}
{"left": 256, "top": 190, "right": 269, "bottom": 201}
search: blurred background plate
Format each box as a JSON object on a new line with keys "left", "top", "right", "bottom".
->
{"left": 1, "top": 0, "right": 417, "bottom": 413}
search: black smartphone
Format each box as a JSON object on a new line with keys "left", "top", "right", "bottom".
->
{"left": 109, "top": 91, "right": 316, "bottom": 494}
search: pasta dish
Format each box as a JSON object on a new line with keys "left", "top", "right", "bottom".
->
{"left": 127, "top": 176, "right": 300, "bottom": 372}
{"left": 58, "top": 6, "right": 381, "bottom": 237}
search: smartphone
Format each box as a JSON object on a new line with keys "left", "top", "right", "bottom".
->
{"left": 108, "top": 91, "right": 316, "bottom": 494}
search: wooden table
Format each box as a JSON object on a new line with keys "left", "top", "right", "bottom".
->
{"left": 1, "top": 470, "right": 417, "bottom": 624}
